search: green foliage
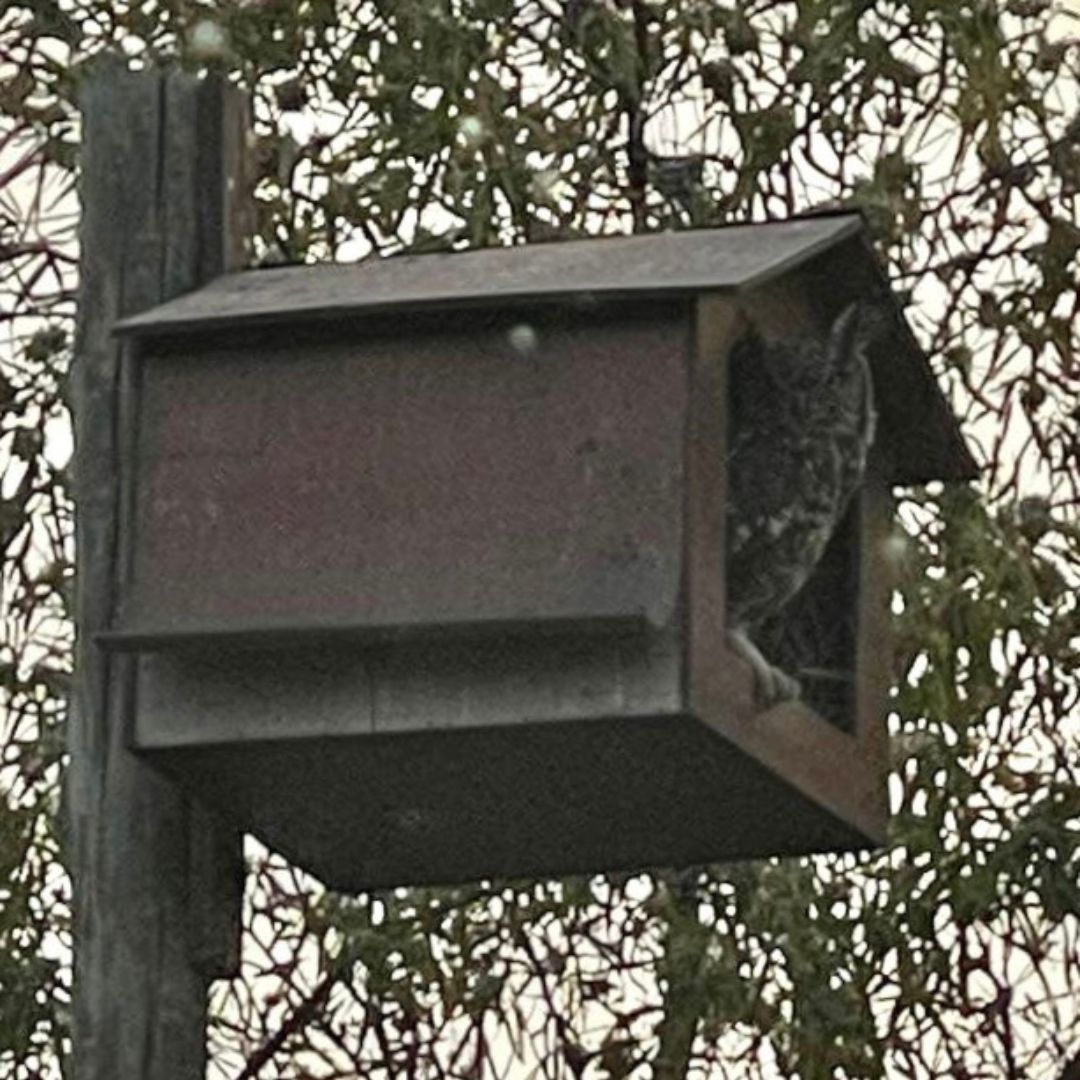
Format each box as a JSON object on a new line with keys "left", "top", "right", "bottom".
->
{"left": 1, "top": 0, "right": 1078, "bottom": 1078}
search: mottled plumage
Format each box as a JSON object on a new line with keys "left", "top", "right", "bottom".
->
{"left": 726, "top": 303, "right": 877, "bottom": 704}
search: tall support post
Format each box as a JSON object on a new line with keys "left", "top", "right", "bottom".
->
{"left": 67, "top": 60, "right": 249, "bottom": 1078}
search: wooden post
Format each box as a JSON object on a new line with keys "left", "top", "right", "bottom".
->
{"left": 66, "top": 59, "right": 249, "bottom": 1078}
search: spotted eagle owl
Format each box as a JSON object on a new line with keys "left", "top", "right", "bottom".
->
{"left": 726, "top": 303, "right": 878, "bottom": 705}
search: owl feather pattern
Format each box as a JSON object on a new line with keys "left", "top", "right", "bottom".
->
{"left": 726, "top": 303, "right": 878, "bottom": 705}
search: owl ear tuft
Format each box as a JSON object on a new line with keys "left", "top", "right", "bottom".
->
{"left": 826, "top": 303, "right": 862, "bottom": 366}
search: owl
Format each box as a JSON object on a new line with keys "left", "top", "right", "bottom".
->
{"left": 725, "top": 303, "right": 878, "bottom": 705}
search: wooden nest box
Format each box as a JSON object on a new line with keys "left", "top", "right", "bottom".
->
{"left": 105, "top": 213, "right": 974, "bottom": 891}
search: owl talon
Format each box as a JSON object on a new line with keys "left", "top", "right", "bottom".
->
{"left": 762, "top": 665, "right": 801, "bottom": 706}
{"left": 728, "top": 628, "right": 801, "bottom": 709}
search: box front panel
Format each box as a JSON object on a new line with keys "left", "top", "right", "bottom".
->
{"left": 121, "top": 305, "right": 687, "bottom": 635}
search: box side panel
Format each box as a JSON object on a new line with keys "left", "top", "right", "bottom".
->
{"left": 703, "top": 274, "right": 863, "bottom": 730}
{"left": 121, "top": 304, "right": 687, "bottom": 635}
{"left": 133, "top": 629, "right": 683, "bottom": 748}
{"left": 685, "top": 294, "right": 753, "bottom": 717}
{"left": 686, "top": 280, "right": 885, "bottom": 843}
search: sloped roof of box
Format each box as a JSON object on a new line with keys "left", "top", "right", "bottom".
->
{"left": 115, "top": 214, "right": 864, "bottom": 335}
{"left": 112, "top": 212, "right": 977, "bottom": 483}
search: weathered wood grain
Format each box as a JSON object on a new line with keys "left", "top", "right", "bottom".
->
{"left": 132, "top": 630, "right": 683, "bottom": 748}
{"left": 686, "top": 293, "right": 753, "bottom": 719}
{"left": 66, "top": 60, "right": 247, "bottom": 1079}
{"left": 115, "top": 309, "right": 686, "bottom": 639}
